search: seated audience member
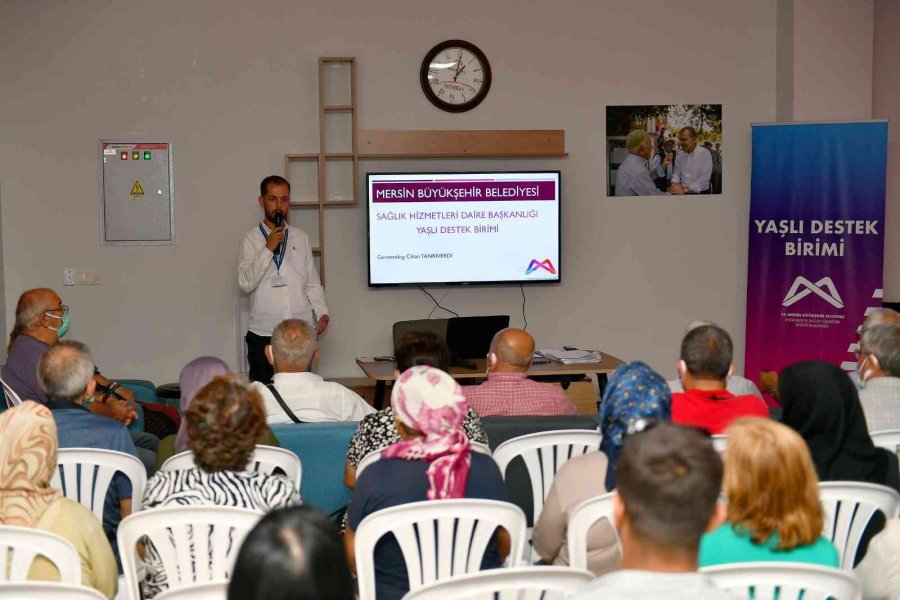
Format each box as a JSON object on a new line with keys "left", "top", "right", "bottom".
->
{"left": 463, "top": 328, "right": 577, "bottom": 418}
{"left": 667, "top": 321, "right": 762, "bottom": 398}
{"left": 251, "top": 319, "right": 375, "bottom": 424}
{"left": 779, "top": 361, "right": 900, "bottom": 493}
{"left": 0, "top": 401, "right": 118, "bottom": 598}
{"left": 2, "top": 288, "right": 158, "bottom": 471}
{"left": 39, "top": 341, "right": 138, "bottom": 565}
{"left": 154, "top": 356, "right": 281, "bottom": 469}
{"left": 671, "top": 324, "right": 768, "bottom": 434}
{"left": 700, "top": 417, "right": 839, "bottom": 568}
{"left": 533, "top": 361, "right": 671, "bottom": 575}
{"left": 345, "top": 366, "right": 511, "bottom": 600}
{"left": 854, "top": 519, "right": 900, "bottom": 600}
{"left": 229, "top": 505, "right": 355, "bottom": 600}
{"left": 569, "top": 423, "right": 730, "bottom": 600}
{"left": 141, "top": 374, "right": 300, "bottom": 597}
{"left": 857, "top": 324, "right": 900, "bottom": 432}
{"left": 343, "top": 330, "right": 488, "bottom": 489}
{"left": 780, "top": 360, "right": 900, "bottom": 564}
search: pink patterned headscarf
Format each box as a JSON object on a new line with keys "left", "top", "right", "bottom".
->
{"left": 382, "top": 366, "right": 472, "bottom": 499}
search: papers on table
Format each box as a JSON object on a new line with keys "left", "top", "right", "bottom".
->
{"left": 537, "top": 349, "right": 603, "bottom": 364}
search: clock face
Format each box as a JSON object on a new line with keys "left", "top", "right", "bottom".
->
{"left": 420, "top": 40, "right": 492, "bottom": 113}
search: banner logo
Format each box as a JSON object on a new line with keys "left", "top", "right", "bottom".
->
{"left": 525, "top": 259, "right": 556, "bottom": 275}
{"left": 782, "top": 276, "right": 844, "bottom": 309}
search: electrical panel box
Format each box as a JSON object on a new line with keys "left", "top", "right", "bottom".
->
{"left": 100, "top": 141, "right": 175, "bottom": 245}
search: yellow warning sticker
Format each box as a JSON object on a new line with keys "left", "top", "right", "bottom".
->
{"left": 130, "top": 180, "right": 145, "bottom": 196}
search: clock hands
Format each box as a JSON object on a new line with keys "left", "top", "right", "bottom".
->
{"left": 453, "top": 49, "right": 463, "bottom": 81}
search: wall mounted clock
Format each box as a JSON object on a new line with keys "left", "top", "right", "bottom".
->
{"left": 420, "top": 40, "right": 492, "bottom": 113}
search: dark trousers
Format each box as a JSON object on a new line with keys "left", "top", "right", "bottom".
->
{"left": 245, "top": 331, "right": 274, "bottom": 383}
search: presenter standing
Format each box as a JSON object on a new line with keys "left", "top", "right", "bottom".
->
{"left": 238, "top": 175, "right": 329, "bottom": 383}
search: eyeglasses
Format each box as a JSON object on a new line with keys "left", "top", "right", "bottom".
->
{"left": 47, "top": 304, "right": 69, "bottom": 316}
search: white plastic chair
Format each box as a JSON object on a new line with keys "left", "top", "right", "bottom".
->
{"left": 50, "top": 448, "right": 147, "bottom": 521}
{"left": 401, "top": 566, "right": 594, "bottom": 600}
{"left": 155, "top": 580, "right": 229, "bottom": 600}
{"left": 492, "top": 430, "right": 602, "bottom": 558}
{"left": 0, "top": 375, "right": 23, "bottom": 408}
{"left": 354, "top": 499, "right": 527, "bottom": 600}
{"left": 819, "top": 481, "right": 900, "bottom": 569}
{"left": 0, "top": 582, "right": 106, "bottom": 599}
{"left": 160, "top": 445, "right": 302, "bottom": 492}
{"left": 711, "top": 434, "right": 728, "bottom": 454}
{"left": 870, "top": 429, "right": 900, "bottom": 456}
{"left": 566, "top": 491, "right": 620, "bottom": 570}
{"left": 0, "top": 525, "right": 81, "bottom": 583}
{"left": 356, "top": 441, "right": 493, "bottom": 479}
{"left": 117, "top": 505, "right": 263, "bottom": 600}
{"left": 701, "top": 562, "right": 862, "bottom": 600}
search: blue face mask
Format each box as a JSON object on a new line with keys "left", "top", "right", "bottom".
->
{"left": 45, "top": 310, "right": 71, "bottom": 339}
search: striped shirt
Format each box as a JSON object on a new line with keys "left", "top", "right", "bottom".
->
{"left": 141, "top": 468, "right": 300, "bottom": 597}
{"left": 463, "top": 372, "right": 578, "bottom": 418}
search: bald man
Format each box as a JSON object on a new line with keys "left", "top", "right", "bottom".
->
{"left": 463, "top": 328, "right": 578, "bottom": 417}
{"left": 614, "top": 130, "right": 663, "bottom": 196}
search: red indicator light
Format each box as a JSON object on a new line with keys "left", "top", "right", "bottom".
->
{"left": 120, "top": 152, "right": 128, "bottom": 160}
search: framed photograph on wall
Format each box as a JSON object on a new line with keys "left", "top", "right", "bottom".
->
{"left": 606, "top": 104, "right": 723, "bottom": 197}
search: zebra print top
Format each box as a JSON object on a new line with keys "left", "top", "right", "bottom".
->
{"left": 140, "top": 468, "right": 300, "bottom": 597}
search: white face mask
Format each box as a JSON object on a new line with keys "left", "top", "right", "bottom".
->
{"left": 856, "top": 355, "right": 878, "bottom": 389}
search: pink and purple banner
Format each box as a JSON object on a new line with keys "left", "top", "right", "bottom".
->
{"left": 745, "top": 122, "right": 888, "bottom": 405}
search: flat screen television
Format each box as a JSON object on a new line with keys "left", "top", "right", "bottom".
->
{"left": 367, "top": 171, "right": 561, "bottom": 286}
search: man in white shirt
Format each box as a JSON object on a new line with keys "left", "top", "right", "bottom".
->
{"left": 569, "top": 423, "right": 731, "bottom": 600}
{"left": 251, "top": 319, "right": 375, "bottom": 424}
{"left": 858, "top": 322, "right": 900, "bottom": 433}
{"left": 670, "top": 126, "right": 713, "bottom": 195}
{"left": 238, "top": 176, "right": 329, "bottom": 382}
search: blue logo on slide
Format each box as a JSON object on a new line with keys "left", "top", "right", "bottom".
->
{"left": 525, "top": 259, "right": 556, "bottom": 275}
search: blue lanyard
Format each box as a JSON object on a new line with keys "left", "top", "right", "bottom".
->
{"left": 259, "top": 223, "right": 289, "bottom": 271}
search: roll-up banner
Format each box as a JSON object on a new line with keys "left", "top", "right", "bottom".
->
{"left": 745, "top": 121, "right": 888, "bottom": 405}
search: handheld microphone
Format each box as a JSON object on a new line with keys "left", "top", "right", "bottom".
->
{"left": 273, "top": 212, "right": 284, "bottom": 255}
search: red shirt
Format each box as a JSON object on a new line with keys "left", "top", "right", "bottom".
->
{"left": 462, "top": 371, "right": 578, "bottom": 418}
{"left": 672, "top": 388, "right": 769, "bottom": 434}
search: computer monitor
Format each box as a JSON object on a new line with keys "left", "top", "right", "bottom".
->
{"left": 446, "top": 315, "right": 511, "bottom": 360}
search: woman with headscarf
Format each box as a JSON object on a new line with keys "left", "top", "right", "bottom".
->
{"left": 779, "top": 360, "right": 900, "bottom": 564}
{"left": 532, "top": 361, "right": 671, "bottom": 575}
{"left": 344, "top": 366, "right": 510, "bottom": 600}
{"left": 154, "top": 356, "right": 280, "bottom": 469}
{"left": 0, "top": 401, "right": 118, "bottom": 598}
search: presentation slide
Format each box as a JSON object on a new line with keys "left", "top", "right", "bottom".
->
{"left": 368, "top": 172, "right": 560, "bottom": 286}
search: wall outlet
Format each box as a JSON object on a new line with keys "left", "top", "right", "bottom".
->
{"left": 75, "top": 270, "right": 100, "bottom": 285}
{"left": 63, "top": 268, "right": 75, "bottom": 286}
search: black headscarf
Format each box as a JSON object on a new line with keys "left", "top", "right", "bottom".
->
{"left": 779, "top": 360, "right": 900, "bottom": 491}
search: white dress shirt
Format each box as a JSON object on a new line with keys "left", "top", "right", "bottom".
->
{"left": 251, "top": 372, "right": 376, "bottom": 424}
{"left": 667, "top": 374, "right": 763, "bottom": 398}
{"left": 238, "top": 223, "right": 328, "bottom": 336}
{"left": 672, "top": 144, "right": 713, "bottom": 193}
{"left": 859, "top": 377, "right": 900, "bottom": 433}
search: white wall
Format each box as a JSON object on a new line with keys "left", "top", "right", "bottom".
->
{"left": 0, "top": 0, "right": 777, "bottom": 383}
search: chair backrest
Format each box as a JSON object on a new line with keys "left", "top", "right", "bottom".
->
{"left": 51, "top": 448, "right": 147, "bottom": 521}
{"left": 401, "top": 566, "right": 595, "bottom": 600}
{"left": 710, "top": 434, "right": 728, "bottom": 454}
{"left": 0, "top": 525, "right": 81, "bottom": 583}
{"left": 159, "top": 445, "right": 302, "bottom": 492}
{"left": 870, "top": 429, "right": 900, "bottom": 457}
{"left": 117, "top": 505, "right": 263, "bottom": 600}
{"left": 566, "top": 492, "right": 620, "bottom": 571}
{"left": 0, "top": 375, "right": 23, "bottom": 408}
{"left": 356, "top": 441, "right": 493, "bottom": 479}
{"left": 0, "top": 582, "right": 106, "bottom": 599}
{"left": 701, "top": 562, "right": 862, "bottom": 600}
{"left": 392, "top": 319, "right": 448, "bottom": 351}
{"left": 819, "top": 481, "right": 900, "bottom": 569}
{"left": 155, "top": 580, "right": 229, "bottom": 600}
{"left": 354, "top": 499, "right": 526, "bottom": 600}
{"left": 492, "top": 430, "right": 602, "bottom": 525}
